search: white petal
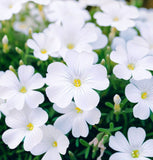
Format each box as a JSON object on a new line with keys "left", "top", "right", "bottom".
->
{"left": 0, "top": 86, "right": 16, "bottom": 99}
{"left": 91, "top": 32, "right": 108, "bottom": 50}
{"left": 46, "top": 85, "right": 74, "bottom": 108}
{"left": 42, "top": 148, "right": 62, "bottom": 160}
{"left": 26, "top": 91, "right": 44, "bottom": 108}
{"left": 54, "top": 113, "right": 74, "bottom": 134}
{"left": 26, "top": 73, "right": 44, "bottom": 90}
{"left": 109, "top": 152, "right": 132, "bottom": 160}
{"left": 128, "top": 127, "right": 146, "bottom": 147}
{"left": 46, "top": 62, "right": 70, "bottom": 86}
{"left": 18, "top": 65, "right": 34, "bottom": 85}
{"left": 125, "top": 84, "right": 141, "bottom": 103}
{"left": 24, "top": 128, "right": 43, "bottom": 151}
{"left": 7, "top": 93, "right": 25, "bottom": 110}
{"left": 138, "top": 56, "right": 153, "bottom": 71}
{"left": 84, "top": 108, "right": 101, "bottom": 125}
{"left": 57, "top": 134, "right": 69, "bottom": 154}
{"left": 109, "top": 131, "right": 130, "bottom": 152}
{"left": 53, "top": 102, "right": 75, "bottom": 114}
{"left": 132, "top": 68, "right": 152, "bottom": 80}
{"left": 141, "top": 140, "right": 153, "bottom": 157}
{"left": 127, "top": 37, "right": 149, "bottom": 58}
{"left": 113, "top": 64, "right": 131, "bottom": 80}
{"left": 74, "top": 86, "right": 100, "bottom": 111}
{"left": 27, "top": 39, "right": 39, "bottom": 50}
{"left": 29, "top": 108, "right": 48, "bottom": 127}
{"left": 85, "top": 64, "right": 109, "bottom": 90}
{"left": 72, "top": 118, "right": 89, "bottom": 138}
{"left": 31, "top": 126, "right": 50, "bottom": 155}
{"left": 133, "top": 103, "right": 150, "bottom": 120}
{"left": 94, "top": 12, "right": 112, "bottom": 26}
{"left": 110, "top": 46, "right": 127, "bottom": 64}
{"left": 0, "top": 70, "right": 20, "bottom": 89}
{"left": 64, "top": 52, "right": 94, "bottom": 74}
{"left": 5, "top": 109, "right": 28, "bottom": 128}
{"left": 2, "top": 129, "right": 25, "bottom": 149}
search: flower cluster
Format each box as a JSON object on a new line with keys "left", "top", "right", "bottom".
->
{"left": 0, "top": 0, "right": 153, "bottom": 160}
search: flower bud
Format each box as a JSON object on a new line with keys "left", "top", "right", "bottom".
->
{"left": 113, "top": 94, "right": 121, "bottom": 113}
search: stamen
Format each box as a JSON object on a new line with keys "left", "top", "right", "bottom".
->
{"left": 52, "top": 141, "right": 58, "bottom": 147}
{"left": 27, "top": 123, "right": 34, "bottom": 131}
{"left": 73, "top": 79, "right": 81, "bottom": 87}
{"left": 40, "top": 49, "right": 47, "bottom": 54}
{"left": 131, "top": 150, "right": 140, "bottom": 158}
{"left": 19, "top": 86, "right": 27, "bottom": 93}
{"left": 127, "top": 64, "right": 135, "bottom": 70}
{"left": 75, "top": 107, "right": 83, "bottom": 113}
{"left": 67, "top": 43, "right": 74, "bottom": 50}
{"left": 113, "top": 17, "right": 119, "bottom": 21}
{"left": 141, "top": 92, "right": 148, "bottom": 99}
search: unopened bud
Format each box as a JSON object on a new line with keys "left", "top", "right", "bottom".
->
{"left": 15, "top": 47, "right": 24, "bottom": 55}
{"left": 101, "top": 59, "right": 105, "bottom": 65}
{"left": 2, "top": 35, "right": 9, "bottom": 53}
{"left": 113, "top": 94, "right": 121, "bottom": 113}
{"left": 2, "top": 35, "right": 8, "bottom": 44}
{"left": 19, "top": 60, "right": 24, "bottom": 66}
{"left": 9, "top": 65, "right": 16, "bottom": 74}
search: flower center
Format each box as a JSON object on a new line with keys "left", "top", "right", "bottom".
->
{"left": 75, "top": 107, "right": 83, "bottom": 113}
{"left": 73, "top": 79, "right": 81, "bottom": 87}
{"left": 141, "top": 92, "right": 148, "bottom": 99}
{"left": 113, "top": 17, "right": 119, "bottom": 21}
{"left": 52, "top": 141, "right": 58, "bottom": 147}
{"left": 19, "top": 86, "right": 27, "bottom": 93}
{"left": 131, "top": 150, "right": 140, "bottom": 158}
{"left": 67, "top": 43, "right": 75, "bottom": 50}
{"left": 40, "top": 49, "right": 47, "bottom": 54}
{"left": 27, "top": 123, "right": 34, "bottom": 131}
{"left": 9, "top": 5, "right": 13, "bottom": 8}
{"left": 127, "top": 63, "right": 135, "bottom": 70}
{"left": 19, "top": 24, "right": 27, "bottom": 29}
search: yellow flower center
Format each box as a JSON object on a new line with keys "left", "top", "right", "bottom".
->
{"left": 19, "top": 86, "right": 27, "bottom": 93}
{"left": 9, "top": 5, "right": 13, "bottom": 8}
{"left": 131, "top": 150, "right": 140, "bottom": 158}
{"left": 75, "top": 107, "right": 83, "bottom": 113}
{"left": 73, "top": 79, "right": 81, "bottom": 87}
{"left": 27, "top": 123, "right": 34, "bottom": 131}
{"left": 52, "top": 141, "right": 58, "bottom": 147}
{"left": 67, "top": 43, "right": 75, "bottom": 50}
{"left": 127, "top": 64, "right": 135, "bottom": 70}
{"left": 113, "top": 17, "right": 119, "bottom": 22}
{"left": 19, "top": 24, "right": 27, "bottom": 29}
{"left": 141, "top": 92, "right": 148, "bottom": 99}
{"left": 40, "top": 49, "right": 47, "bottom": 54}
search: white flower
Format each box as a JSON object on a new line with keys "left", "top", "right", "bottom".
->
{"left": 0, "top": 65, "right": 44, "bottom": 110}
{"left": 46, "top": 52, "right": 109, "bottom": 110}
{"left": 109, "top": 127, "right": 153, "bottom": 160}
{"left": 53, "top": 102, "right": 101, "bottom": 138}
{"left": 44, "top": 22, "right": 107, "bottom": 61}
{"left": 2, "top": 107, "right": 48, "bottom": 151}
{"left": 27, "top": 32, "right": 61, "bottom": 60}
{"left": 31, "top": 125, "right": 69, "bottom": 160}
{"left": 44, "top": 0, "right": 90, "bottom": 25}
{"left": 110, "top": 41, "right": 153, "bottom": 80}
{"left": 94, "top": 2, "right": 139, "bottom": 31}
{"left": 125, "top": 78, "right": 153, "bottom": 120}
{"left": 0, "top": 0, "right": 24, "bottom": 21}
